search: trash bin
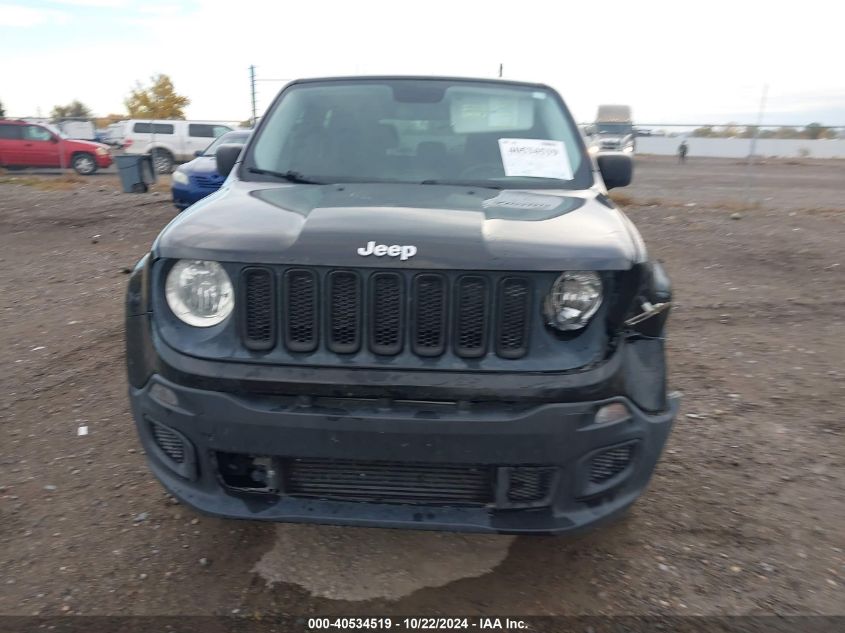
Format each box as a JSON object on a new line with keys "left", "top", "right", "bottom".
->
{"left": 115, "top": 154, "right": 157, "bottom": 193}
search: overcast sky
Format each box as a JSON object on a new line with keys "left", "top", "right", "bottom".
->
{"left": 1, "top": 0, "right": 843, "bottom": 126}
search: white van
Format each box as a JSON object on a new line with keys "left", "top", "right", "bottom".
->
{"left": 58, "top": 119, "right": 97, "bottom": 141}
{"left": 122, "top": 120, "right": 234, "bottom": 173}
{"left": 104, "top": 121, "right": 127, "bottom": 147}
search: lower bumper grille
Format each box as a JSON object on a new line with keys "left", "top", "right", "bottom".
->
{"left": 506, "top": 466, "right": 557, "bottom": 503}
{"left": 589, "top": 444, "right": 633, "bottom": 484}
{"left": 150, "top": 420, "right": 185, "bottom": 463}
{"left": 285, "top": 458, "right": 494, "bottom": 506}
{"left": 215, "top": 452, "right": 560, "bottom": 508}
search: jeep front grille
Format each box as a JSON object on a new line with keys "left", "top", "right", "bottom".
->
{"left": 241, "top": 268, "right": 275, "bottom": 350}
{"left": 413, "top": 274, "right": 447, "bottom": 356}
{"left": 241, "top": 267, "right": 535, "bottom": 361}
{"left": 284, "top": 269, "right": 318, "bottom": 352}
{"left": 370, "top": 273, "right": 403, "bottom": 355}
{"left": 454, "top": 276, "right": 489, "bottom": 357}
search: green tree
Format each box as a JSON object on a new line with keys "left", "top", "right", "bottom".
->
{"left": 51, "top": 100, "right": 93, "bottom": 120}
{"left": 719, "top": 123, "right": 740, "bottom": 138}
{"left": 124, "top": 74, "right": 190, "bottom": 119}
{"left": 94, "top": 113, "right": 127, "bottom": 128}
{"left": 0, "top": 99, "right": 5, "bottom": 118}
{"left": 802, "top": 122, "right": 827, "bottom": 140}
{"left": 691, "top": 125, "right": 714, "bottom": 137}
{"left": 774, "top": 126, "right": 800, "bottom": 139}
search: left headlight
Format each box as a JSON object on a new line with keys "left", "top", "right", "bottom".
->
{"left": 96, "top": 147, "right": 109, "bottom": 156}
{"left": 172, "top": 170, "right": 189, "bottom": 185}
{"left": 544, "top": 271, "right": 603, "bottom": 331}
{"left": 165, "top": 259, "right": 234, "bottom": 327}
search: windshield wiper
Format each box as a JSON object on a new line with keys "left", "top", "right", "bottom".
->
{"left": 247, "top": 167, "right": 325, "bottom": 184}
{"left": 418, "top": 179, "right": 503, "bottom": 189}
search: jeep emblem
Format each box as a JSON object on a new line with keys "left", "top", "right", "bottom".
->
{"left": 357, "top": 241, "right": 417, "bottom": 261}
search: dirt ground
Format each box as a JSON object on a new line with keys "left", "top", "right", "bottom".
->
{"left": 0, "top": 156, "right": 843, "bottom": 618}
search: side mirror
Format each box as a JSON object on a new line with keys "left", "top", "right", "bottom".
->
{"left": 194, "top": 150, "right": 203, "bottom": 158}
{"left": 597, "top": 153, "right": 633, "bottom": 189}
{"left": 215, "top": 144, "right": 243, "bottom": 178}
{"left": 50, "top": 135, "right": 60, "bottom": 144}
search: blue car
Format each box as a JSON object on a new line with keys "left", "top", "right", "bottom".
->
{"left": 171, "top": 130, "right": 250, "bottom": 210}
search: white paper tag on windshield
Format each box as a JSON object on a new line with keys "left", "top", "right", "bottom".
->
{"left": 498, "top": 138, "right": 573, "bottom": 180}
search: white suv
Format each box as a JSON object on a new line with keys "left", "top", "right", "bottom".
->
{"left": 122, "top": 120, "right": 233, "bottom": 173}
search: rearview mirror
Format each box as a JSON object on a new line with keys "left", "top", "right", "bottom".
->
{"left": 215, "top": 144, "right": 244, "bottom": 178}
{"left": 597, "top": 153, "right": 633, "bottom": 189}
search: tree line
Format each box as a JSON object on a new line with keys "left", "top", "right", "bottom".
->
{"left": 691, "top": 123, "right": 839, "bottom": 140}
{"left": 1, "top": 74, "right": 205, "bottom": 128}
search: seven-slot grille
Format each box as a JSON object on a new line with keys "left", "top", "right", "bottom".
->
{"left": 241, "top": 268, "right": 533, "bottom": 360}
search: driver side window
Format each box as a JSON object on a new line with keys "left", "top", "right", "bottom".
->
{"left": 24, "top": 125, "right": 54, "bottom": 142}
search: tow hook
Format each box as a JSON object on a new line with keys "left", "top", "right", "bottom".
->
{"left": 625, "top": 300, "right": 672, "bottom": 326}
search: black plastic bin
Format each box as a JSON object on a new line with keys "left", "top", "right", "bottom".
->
{"left": 115, "top": 154, "right": 157, "bottom": 193}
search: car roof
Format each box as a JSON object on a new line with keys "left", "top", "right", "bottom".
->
{"left": 0, "top": 119, "right": 27, "bottom": 125}
{"left": 125, "top": 119, "right": 233, "bottom": 124}
{"left": 286, "top": 75, "right": 553, "bottom": 91}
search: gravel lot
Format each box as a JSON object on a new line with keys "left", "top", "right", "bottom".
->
{"left": 0, "top": 157, "right": 843, "bottom": 617}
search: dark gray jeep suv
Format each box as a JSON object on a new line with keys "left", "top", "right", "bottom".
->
{"left": 125, "top": 76, "right": 679, "bottom": 534}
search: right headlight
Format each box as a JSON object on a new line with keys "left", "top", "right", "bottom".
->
{"left": 165, "top": 259, "right": 234, "bottom": 327}
{"left": 544, "top": 271, "right": 603, "bottom": 331}
{"left": 171, "top": 169, "right": 189, "bottom": 185}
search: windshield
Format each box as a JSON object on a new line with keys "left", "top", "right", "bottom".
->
{"left": 596, "top": 123, "right": 632, "bottom": 135}
{"left": 202, "top": 131, "right": 250, "bottom": 156}
{"left": 247, "top": 79, "right": 590, "bottom": 189}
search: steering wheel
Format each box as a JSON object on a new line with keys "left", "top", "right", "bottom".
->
{"left": 459, "top": 163, "right": 503, "bottom": 179}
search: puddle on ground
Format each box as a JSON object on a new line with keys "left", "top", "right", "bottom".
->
{"left": 253, "top": 524, "right": 515, "bottom": 601}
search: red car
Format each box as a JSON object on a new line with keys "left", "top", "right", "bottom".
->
{"left": 0, "top": 119, "right": 113, "bottom": 175}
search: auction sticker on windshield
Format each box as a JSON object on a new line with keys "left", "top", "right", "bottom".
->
{"left": 498, "top": 138, "right": 573, "bottom": 180}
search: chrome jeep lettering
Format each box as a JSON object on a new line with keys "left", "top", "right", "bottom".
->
{"left": 357, "top": 242, "right": 417, "bottom": 261}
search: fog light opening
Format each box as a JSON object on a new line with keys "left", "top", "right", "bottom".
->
{"left": 150, "top": 383, "right": 179, "bottom": 408}
{"left": 594, "top": 402, "right": 631, "bottom": 425}
{"left": 218, "top": 453, "right": 281, "bottom": 494}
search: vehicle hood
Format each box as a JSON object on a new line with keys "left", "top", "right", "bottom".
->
{"left": 179, "top": 155, "right": 218, "bottom": 175}
{"left": 154, "top": 181, "right": 646, "bottom": 270}
{"left": 65, "top": 138, "right": 109, "bottom": 151}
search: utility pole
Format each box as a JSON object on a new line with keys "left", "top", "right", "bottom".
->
{"left": 249, "top": 65, "right": 257, "bottom": 127}
{"left": 498, "top": 63, "right": 503, "bottom": 78}
{"left": 744, "top": 83, "right": 769, "bottom": 205}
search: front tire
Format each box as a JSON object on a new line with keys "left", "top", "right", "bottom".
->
{"left": 152, "top": 149, "right": 174, "bottom": 174}
{"left": 72, "top": 153, "right": 98, "bottom": 175}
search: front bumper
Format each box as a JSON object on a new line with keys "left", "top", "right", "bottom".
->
{"left": 129, "top": 368, "right": 678, "bottom": 535}
{"left": 171, "top": 183, "right": 215, "bottom": 209}
{"left": 126, "top": 245, "right": 678, "bottom": 534}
